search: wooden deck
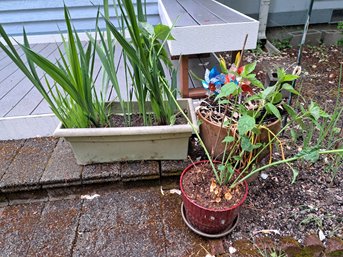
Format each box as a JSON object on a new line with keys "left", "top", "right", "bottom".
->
{"left": 0, "top": 41, "right": 216, "bottom": 140}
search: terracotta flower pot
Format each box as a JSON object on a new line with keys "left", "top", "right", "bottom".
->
{"left": 180, "top": 160, "right": 248, "bottom": 234}
{"left": 197, "top": 109, "right": 281, "bottom": 160}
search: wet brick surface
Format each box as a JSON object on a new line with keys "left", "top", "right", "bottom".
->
{"left": 0, "top": 182, "right": 212, "bottom": 256}
{"left": 0, "top": 140, "right": 24, "bottom": 179}
{"left": 121, "top": 161, "right": 159, "bottom": 181}
{"left": 0, "top": 138, "right": 57, "bottom": 191}
{"left": 0, "top": 202, "right": 45, "bottom": 256}
{"left": 160, "top": 184, "right": 210, "bottom": 257}
{"left": 26, "top": 199, "right": 82, "bottom": 256}
{"left": 82, "top": 163, "right": 121, "bottom": 184}
{"left": 40, "top": 139, "right": 82, "bottom": 187}
{"left": 161, "top": 160, "right": 191, "bottom": 177}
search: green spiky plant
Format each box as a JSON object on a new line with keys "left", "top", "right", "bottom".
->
{"left": 0, "top": 0, "right": 178, "bottom": 128}
{"left": 91, "top": 0, "right": 178, "bottom": 126}
{"left": 0, "top": 6, "right": 107, "bottom": 128}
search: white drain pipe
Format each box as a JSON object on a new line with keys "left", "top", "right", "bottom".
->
{"left": 258, "top": 0, "right": 271, "bottom": 40}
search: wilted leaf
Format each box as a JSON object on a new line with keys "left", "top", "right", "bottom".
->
{"left": 210, "top": 179, "right": 217, "bottom": 193}
{"left": 224, "top": 191, "right": 232, "bottom": 200}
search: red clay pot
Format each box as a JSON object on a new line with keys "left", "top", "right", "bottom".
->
{"left": 180, "top": 160, "right": 248, "bottom": 234}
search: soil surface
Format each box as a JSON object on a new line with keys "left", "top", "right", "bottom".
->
{"left": 213, "top": 44, "right": 343, "bottom": 243}
{"left": 109, "top": 112, "right": 188, "bottom": 127}
{"left": 182, "top": 161, "right": 246, "bottom": 210}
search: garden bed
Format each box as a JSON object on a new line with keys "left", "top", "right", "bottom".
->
{"left": 214, "top": 44, "right": 343, "bottom": 244}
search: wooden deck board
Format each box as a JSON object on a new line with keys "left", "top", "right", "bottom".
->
{"left": 1, "top": 43, "right": 63, "bottom": 117}
{"left": 0, "top": 43, "right": 48, "bottom": 100}
{"left": 177, "top": 0, "right": 224, "bottom": 25}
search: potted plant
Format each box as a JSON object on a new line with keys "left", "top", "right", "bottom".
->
{"left": 0, "top": 1, "right": 198, "bottom": 164}
{"left": 197, "top": 53, "right": 299, "bottom": 164}
{"left": 164, "top": 67, "right": 343, "bottom": 237}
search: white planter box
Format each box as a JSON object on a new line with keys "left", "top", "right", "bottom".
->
{"left": 158, "top": 0, "right": 259, "bottom": 56}
{"left": 53, "top": 99, "right": 197, "bottom": 165}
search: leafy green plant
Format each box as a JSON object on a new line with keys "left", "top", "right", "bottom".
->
{"left": 337, "top": 21, "right": 343, "bottom": 46}
{"left": 257, "top": 247, "right": 287, "bottom": 257}
{"left": 290, "top": 65, "right": 343, "bottom": 181}
{"left": 165, "top": 61, "right": 343, "bottom": 189}
{"left": 249, "top": 40, "right": 265, "bottom": 56}
{"left": 0, "top": 6, "right": 107, "bottom": 128}
{"left": 94, "top": 0, "right": 177, "bottom": 126}
{"left": 271, "top": 38, "right": 292, "bottom": 50}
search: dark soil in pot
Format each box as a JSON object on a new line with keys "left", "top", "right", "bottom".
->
{"left": 109, "top": 113, "right": 188, "bottom": 127}
{"left": 181, "top": 162, "right": 246, "bottom": 210}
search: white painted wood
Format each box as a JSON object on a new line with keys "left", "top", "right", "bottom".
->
{"left": 0, "top": 114, "right": 59, "bottom": 140}
{"left": 158, "top": 0, "right": 259, "bottom": 56}
{"left": 168, "top": 22, "right": 258, "bottom": 56}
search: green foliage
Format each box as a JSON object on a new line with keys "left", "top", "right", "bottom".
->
{"left": 100, "top": 0, "right": 177, "bottom": 125}
{"left": 0, "top": 6, "right": 106, "bottom": 128}
{"left": 337, "top": 21, "right": 343, "bottom": 46}
{"left": 271, "top": 37, "right": 292, "bottom": 50}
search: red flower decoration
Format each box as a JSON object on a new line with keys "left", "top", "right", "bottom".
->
{"left": 209, "top": 83, "right": 216, "bottom": 92}
{"left": 237, "top": 66, "right": 244, "bottom": 75}
{"left": 241, "top": 83, "right": 253, "bottom": 95}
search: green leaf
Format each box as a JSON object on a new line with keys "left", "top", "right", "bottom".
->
{"left": 233, "top": 156, "right": 242, "bottom": 161}
{"left": 283, "top": 103, "right": 297, "bottom": 120}
{"left": 241, "top": 136, "right": 253, "bottom": 152}
{"left": 238, "top": 115, "right": 255, "bottom": 135}
{"left": 290, "top": 128, "right": 298, "bottom": 142}
{"left": 218, "top": 164, "right": 226, "bottom": 172}
{"left": 249, "top": 77, "right": 264, "bottom": 89}
{"left": 169, "top": 115, "right": 176, "bottom": 125}
{"left": 242, "top": 62, "right": 256, "bottom": 75}
{"left": 140, "top": 22, "right": 154, "bottom": 36}
{"left": 273, "top": 92, "right": 283, "bottom": 104}
{"left": 154, "top": 24, "right": 175, "bottom": 40}
{"left": 241, "top": 135, "right": 262, "bottom": 152}
{"left": 283, "top": 74, "right": 299, "bottom": 82}
{"left": 303, "top": 149, "right": 320, "bottom": 162}
{"left": 262, "top": 85, "right": 276, "bottom": 100}
{"left": 309, "top": 101, "right": 321, "bottom": 120}
{"left": 222, "top": 136, "right": 235, "bottom": 143}
{"left": 215, "top": 82, "right": 237, "bottom": 100}
{"left": 282, "top": 83, "right": 300, "bottom": 95}
{"left": 290, "top": 166, "right": 299, "bottom": 184}
{"left": 265, "top": 103, "right": 281, "bottom": 120}
{"left": 277, "top": 68, "right": 286, "bottom": 80}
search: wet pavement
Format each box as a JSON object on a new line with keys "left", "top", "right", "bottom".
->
{"left": 0, "top": 137, "right": 215, "bottom": 257}
{"left": 0, "top": 180, "right": 215, "bottom": 257}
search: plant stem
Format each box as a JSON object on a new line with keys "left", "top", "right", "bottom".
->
{"left": 231, "top": 148, "right": 343, "bottom": 188}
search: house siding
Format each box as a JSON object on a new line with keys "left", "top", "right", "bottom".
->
{"left": 218, "top": 0, "right": 343, "bottom": 26}
{"left": 1, "top": 0, "right": 342, "bottom": 36}
{"left": 0, "top": 0, "right": 159, "bottom": 36}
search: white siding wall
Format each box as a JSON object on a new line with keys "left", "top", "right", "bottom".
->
{"left": 218, "top": 0, "right": 343, "bottom": 26}
{"left": 0, "top": 0, "right": 159, "bottom": 36}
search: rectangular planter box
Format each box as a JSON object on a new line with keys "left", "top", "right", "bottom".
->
{"left": 53, "top": 99, "right": 197, "bottom": 165}
{"left": 158, "top": 0, "right": 259, "bottom": 56}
